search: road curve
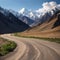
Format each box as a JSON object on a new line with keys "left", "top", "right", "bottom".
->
{"left": 0, "top": 34, "right": 60, "bottom": 60}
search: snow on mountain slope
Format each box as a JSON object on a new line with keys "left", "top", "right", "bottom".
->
{"left": 0, "top": 7, "right": 10, "bottom": 16}
{"left": 9, "top": 9, "right": 20, "bottom": 17}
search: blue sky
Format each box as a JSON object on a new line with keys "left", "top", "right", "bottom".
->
{"left": 0, "top": 0, "right": 60, "bottom": 11}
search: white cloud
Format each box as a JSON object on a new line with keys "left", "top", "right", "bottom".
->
{"left": 36, "top": 1, "right": 58, "bottom": 13}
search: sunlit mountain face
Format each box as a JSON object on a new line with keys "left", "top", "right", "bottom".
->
{"left": 0, "top": 1, "right": 60, "bottom": 27}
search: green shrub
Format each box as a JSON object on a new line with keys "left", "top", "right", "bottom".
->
{"left": 0, "top": 40, "right": 17, "bottom": 56}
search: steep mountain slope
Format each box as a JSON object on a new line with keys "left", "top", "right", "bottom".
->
{"left": 18, "top": 16, "right": 35, "bottom": 26}
{"left": 17, "top": 11, "right": 60, "bottom": 38}
{"left": 0, "top": 10, "right": 29, "bottom": 34}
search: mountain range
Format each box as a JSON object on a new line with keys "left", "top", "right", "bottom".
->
{"left": 17, "top": 10, "right": 60, "bottom": 38}
{"left": 0, "top": 4, "right": 60, "bottom": 27}
{"left": 0, "top": 5, "right": 60, "bottom": 38}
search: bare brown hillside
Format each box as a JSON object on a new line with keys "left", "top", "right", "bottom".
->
{"left": 16, "top": 11, "right": 60, "bottom": 38}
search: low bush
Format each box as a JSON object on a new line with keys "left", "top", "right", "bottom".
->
{"left": 0, "top": 38, "right": 17, "bottom": 56}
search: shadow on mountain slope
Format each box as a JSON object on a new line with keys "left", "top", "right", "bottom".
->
{"left": 0, "top": 12, "right": 30, "bottom": 34}
{"left": 53, "top": 13, "right": 60, "bottom": 28}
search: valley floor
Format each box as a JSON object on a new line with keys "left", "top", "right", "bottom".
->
{"left": 0, "top": 34, "right": 60, "bottom": 60}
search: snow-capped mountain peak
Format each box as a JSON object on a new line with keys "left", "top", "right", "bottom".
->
{"left": 19, "top": 8, "right": 28, "bottom": 15}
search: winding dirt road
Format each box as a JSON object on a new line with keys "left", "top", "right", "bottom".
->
{"left": 0, "top": 34, "right": 60, "bottom": 60}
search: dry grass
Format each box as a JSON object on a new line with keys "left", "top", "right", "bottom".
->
{"left": 14, "top": 16, "right": 60, "bottom": 38}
